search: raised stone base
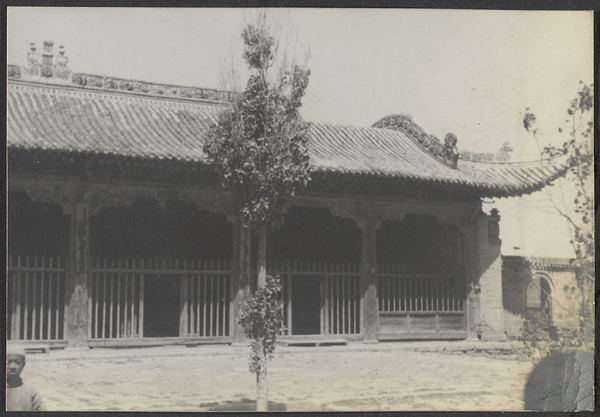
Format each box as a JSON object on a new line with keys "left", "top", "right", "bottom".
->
{"left": 230, "top": 342, "right": 251, "bottom": 348}
{"left": 63, "top": 346, "right": 92, "bottom": 351}
{"left": 479, "top": 331, "right": 507, "bottom": 342}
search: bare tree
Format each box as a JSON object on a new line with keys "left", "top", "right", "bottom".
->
{"left": 522, "top": 82, "right": 594, "bottom": 411}
{"left": 523, "top": 82, "right": 594, "bottom": 332}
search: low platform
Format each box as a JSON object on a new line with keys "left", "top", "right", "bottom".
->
{"left": 279, "top": 339, "right": 349, "bottom": 347}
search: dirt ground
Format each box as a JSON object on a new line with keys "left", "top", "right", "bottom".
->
{"left": 19, "top": 341, "right": 534, "bottom": 412}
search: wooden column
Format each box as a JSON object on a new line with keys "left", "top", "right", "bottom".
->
{"left": 66, "top": 202, "right": 91, "bottom": 348}
{"left": 230, "top": 218, "right": 250, "bottom": 345}
{"left": 179, "top": 277, "right": 188, "bottom": 337}
{"left": 360, "top": 216, "right": 379, "bottom": 343}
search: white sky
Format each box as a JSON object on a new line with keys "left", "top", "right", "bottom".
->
{"left": 7, "top": 8, "right": 594, "bottom": 258}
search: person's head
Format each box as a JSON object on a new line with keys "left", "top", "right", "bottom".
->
{"left": 6, "top": 346, "right": 26, "bottom": 381}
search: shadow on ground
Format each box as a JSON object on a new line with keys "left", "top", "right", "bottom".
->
{"left": 524, "top": 352, "right": 568, "bottom": 410}
{"left": 201, "top": 398, "right": 286, "bottom": 411}
{"left": 524, "top": 348, "right": 594, "bottom": 411}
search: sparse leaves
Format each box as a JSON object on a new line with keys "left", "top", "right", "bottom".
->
{"left": 521, "top": 83, "right": 594, "bottom": 375}
{"left": 524, "top": 83, "right": 594, "bottom": 270}
{"left": 242, "top": 23, "right": 276, "bottom": 71}
{"left": 522, "top": 108, "right": 538, "bottom": 134}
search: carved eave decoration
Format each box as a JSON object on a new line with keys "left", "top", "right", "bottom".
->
{"left": 9, "top": 176, "right": 235, "bottom": 218}
{"left": 372, "top": 114, "right": 460, "bottom": 168}
{"left": 326, "top": 196, "right": 478, "bottom": 230}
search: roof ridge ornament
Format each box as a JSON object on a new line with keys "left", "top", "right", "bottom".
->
{"left": 41, "top": 40, "right": 54, "bottom": 77}
{"left": 15, "top": 40, "right": 71, "bottom": 83}
{"left": 54, "top": 44, "right": 71, "bottom": 80}
{"left": 372, "top": 114, "right": 460, "bottom": 168}
{"left": 8, "top": 39, "right": 232, "bottom": 103}
{"left": 25, "top": 42, "right": 41, "bottom": 76}
{"left": 444, "top": 133, "right": 459, "bottom": 167}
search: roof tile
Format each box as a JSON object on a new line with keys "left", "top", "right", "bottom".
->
{"left": 7, "top": 80, "right": 567, "bottom": 197}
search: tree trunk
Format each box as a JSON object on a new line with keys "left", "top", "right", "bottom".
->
{"left": 257, "top": 225, "right": 267, "bottom": 289}
{"left": 256, "top": 348, "right": 268, "bottom": 411}
{"left": 256, "top": 225, "right": 268, "bottom": 411}
{"left": 232, "top": 221, "right": 251, "bottom": 343}
{"left": 241, "top": 223, "right": 251, "bottom": 292}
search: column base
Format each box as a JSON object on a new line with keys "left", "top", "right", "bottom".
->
{"left": 362, "top": 339, "right": 379, "bottom": 344}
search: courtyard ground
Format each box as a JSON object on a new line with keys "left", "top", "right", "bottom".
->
{"left": 19, "top": 340, "right": 534, "bottom": 412}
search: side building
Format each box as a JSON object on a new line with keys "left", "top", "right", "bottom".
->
{"left": 7, "top": 43, "right": 567, "bottom": 349}
{"left": 502, "top": 256, "right": 582, "bottom": 343}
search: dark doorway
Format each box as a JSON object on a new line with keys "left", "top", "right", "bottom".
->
{"left": 540, "top": 278, "right": 553, "bottom": 328}
{"left": 8, "top": 191, "right": 70, "bottom": 258}
{"left": 267, "top": 207, "right": 360, "bottom": 263}
{"left": 91, "top": 200, "right": 233, "bottom": 260}
{"left": 292, "top": 277, "right": 322, "bottom": 335}
{"left": 143, "top": 275, "right": 181, "bottom": 337}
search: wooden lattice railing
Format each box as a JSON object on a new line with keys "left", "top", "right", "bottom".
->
{"left": 90, "top": 259, "right": 231, "bottom": 339}
{"left": 377, "top": 264, "right": 465, "bottom": 313}
{"left": 181, "top": 262, "right": 230, "bottom": 338}
{"left": 7, "top": 256, "right": 67, "bottom": 341}
{"left": 269, "top": 262, "right": 361, "bottom": 336}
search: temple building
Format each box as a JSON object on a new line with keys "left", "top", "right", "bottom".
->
{"left": 7, "top": 42, "right": 567, "bottom": 349}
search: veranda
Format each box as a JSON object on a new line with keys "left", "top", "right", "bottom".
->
{"left": 7, "top": 189, "right": 471, "bottom": 348}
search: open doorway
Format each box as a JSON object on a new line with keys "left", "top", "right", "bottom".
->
{"left": 143, "top": 275, "right": 181, "bottom": 338}
{"left": 540, "top": 277, "right": 553, "bottom": 328}
{"left": 291, "top": 276, "right": 322, "bottom": 335}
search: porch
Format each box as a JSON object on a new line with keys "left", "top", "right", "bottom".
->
{"left": 7, "top": 182, "right": 499, "bottom": 348}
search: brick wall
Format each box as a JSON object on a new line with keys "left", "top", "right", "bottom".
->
{"left": 502, "top": 257, "right": 529, "bottom": 338}
{"left": 476, "top": 211, "right": 506, "bottom": 341}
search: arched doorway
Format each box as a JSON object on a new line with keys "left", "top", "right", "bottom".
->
{"left": 539, "top": 277, "right": 552, "bottom": 327}
{"left": 527, "top": 274, "right": 553, "bottom": 328}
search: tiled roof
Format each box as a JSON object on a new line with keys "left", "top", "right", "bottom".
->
{"left": 7, "top": 79, "right": 567, "bottom": 198}
{"left": 8, "top": 81, "right": 222, "bottom": 161}
{"left": 308, "top": 123, "right": 565, "bottom": 196}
